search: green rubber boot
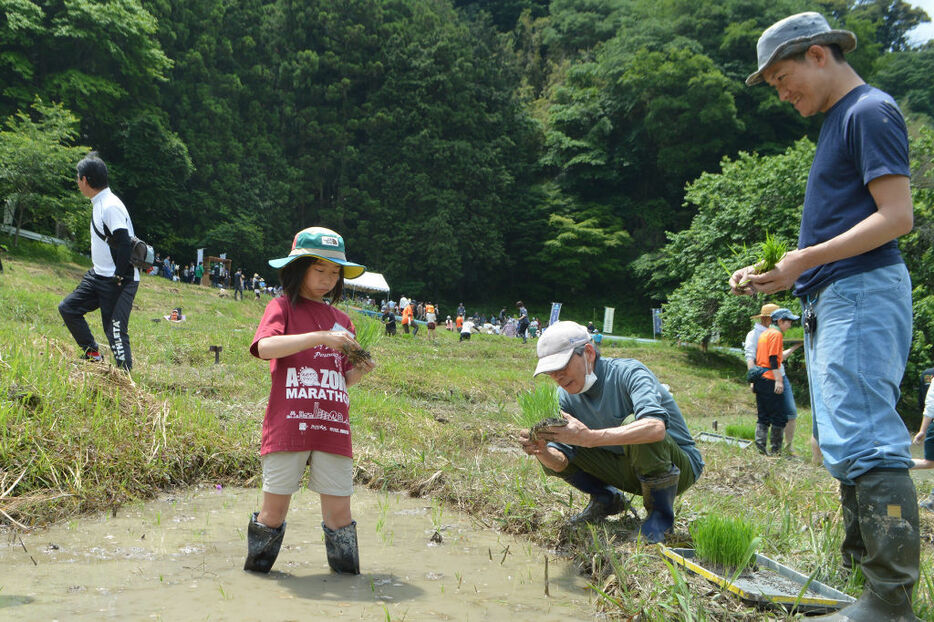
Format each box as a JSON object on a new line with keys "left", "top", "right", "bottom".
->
{"left": 811, "top": 470, "right": 919, "bottom": 622}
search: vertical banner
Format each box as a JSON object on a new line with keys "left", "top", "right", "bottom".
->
{"left": 549, "top": 302, "right": 562, "bottom": 326}
{"left": 603, "top": 307, "right": 615, "bottom": 334}
{"left": 196, "top": 248, "right": 204, "bottom": 266}
{"left": 219, "top": 253, "right": 227, "bottom": 259}
{"left": 652, "top": 308, "right": 663, "bottom": 338}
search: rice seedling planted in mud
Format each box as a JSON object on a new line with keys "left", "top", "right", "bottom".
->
{"left": 690, "top": 514, "right": 760, "bottom": 572}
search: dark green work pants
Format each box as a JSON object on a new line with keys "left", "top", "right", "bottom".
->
{"left": 543, "top": 433, "right": 697, "bottom": 495}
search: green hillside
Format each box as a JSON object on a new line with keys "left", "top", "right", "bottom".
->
{"left": 1, "top": 253, "right": 932, "bottom": 620}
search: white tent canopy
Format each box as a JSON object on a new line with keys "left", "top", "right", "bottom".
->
{"left": 347, "top": 271, "right": 390, "bottom": 294}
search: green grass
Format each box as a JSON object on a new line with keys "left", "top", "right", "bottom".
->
{"left": 1, "top": 254, "right": 933, "bottom": 620}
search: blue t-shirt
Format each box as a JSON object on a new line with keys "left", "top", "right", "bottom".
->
{"left": 794, "top": 85, "right": 909, "bottom": 297}
{"left": 549, "top": 357, "right": 704, "bottom": 479}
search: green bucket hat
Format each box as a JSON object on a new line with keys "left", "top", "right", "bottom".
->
{"left": 268, "top": 227, "right": 366, "bottom": 279}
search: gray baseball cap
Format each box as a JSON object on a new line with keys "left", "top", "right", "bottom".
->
{"left": 746, "top": 12, "right": 856, "bottom": 86}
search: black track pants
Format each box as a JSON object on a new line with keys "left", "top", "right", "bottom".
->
{"left": 59, "top": 270, "right": 139, "bottom": 370}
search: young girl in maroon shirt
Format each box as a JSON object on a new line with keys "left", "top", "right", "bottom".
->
{"left": 244, "top": 227, "right": 374, "bottom": 575}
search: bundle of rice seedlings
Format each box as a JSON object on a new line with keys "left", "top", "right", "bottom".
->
{"left": 719, "top": 233, "right": 788, "bottom": 287}
{"left": 514, "top": 383, "right": 561, "bottom": 428}
{"left": 344, "top": 315, "right": 382, "bottom": 365}
{"left": 690, "top": 514, "right": 760, "bottom": 573}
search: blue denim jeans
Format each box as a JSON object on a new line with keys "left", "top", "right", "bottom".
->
{"left": 802, "top": 263, "right": 913, "bottom": 483}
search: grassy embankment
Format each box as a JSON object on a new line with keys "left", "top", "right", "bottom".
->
{"left": 1, "top": 248, "right": 932, "bottom": 621}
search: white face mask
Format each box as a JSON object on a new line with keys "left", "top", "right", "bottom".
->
{"left": 581, "top": 356, "right": 597, "bottom": 392}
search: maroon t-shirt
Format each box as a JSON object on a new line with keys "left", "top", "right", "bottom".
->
{"left": 250, "top": 296, "right": 356, "bottom": 457}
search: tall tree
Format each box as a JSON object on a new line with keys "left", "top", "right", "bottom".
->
{"left": 0, "top": 99, "right": 88, "bottom": 245}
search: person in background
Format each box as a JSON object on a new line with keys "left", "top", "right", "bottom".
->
{"left": 735, "top": 13, "right": 919, "bottom": 619}
{"left": 519, "top": 322, "right": 703, "bottom": 542}
{"left": 752, "top": 308, "right": 800, "bottom": 455}
{"left": 381, "top": 306, "right": 397, "bottom": 336}
{"left": 58, "top": 152, "right": 139, "bottom": 371}
{"left": 743, "top": 303, "right": 810, "bottom": 458}
{"left": 195, "top": 261, "right": 204, "bottom": 285}
{"left": 516, "top": 300, "right": 530, "bottom": 344}
{"left": 445, "top": 315, "right": 454, "bottom": 331}
{"left": 425, "top": 303, "right": 437, "bottom": 342}
{"left": 912, "top": 379, "right": 934, "bottom": 512}
{"left": 459, "top": 318, "right": 478, "bottom": 341}
{"left": 233, "top": 268, "right": 245, "bottom": 301}
{"left": 245, "top": 226, "right": 373, "bottom": 576}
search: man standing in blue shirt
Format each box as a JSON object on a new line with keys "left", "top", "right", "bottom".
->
{"left": 519, "top": 321, "right": 703, "bottom": 543}
{"left": 732, "top": 13, "right": 918, "bottom": 621}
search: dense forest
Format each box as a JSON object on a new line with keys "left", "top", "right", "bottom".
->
{"left": 1, "top": 0, "right": 932, "bottom": 312}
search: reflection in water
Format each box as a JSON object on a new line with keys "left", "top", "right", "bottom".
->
{"left": 0, "top": 486, "right": 591, "bottom": 620}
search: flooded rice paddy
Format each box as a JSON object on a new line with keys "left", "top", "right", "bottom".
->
{"left": 0, "top": 486, "right": 591, "bottom": 621}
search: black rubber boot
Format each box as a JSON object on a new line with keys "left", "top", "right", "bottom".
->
{"left": 565, "top": 471, "right": 628, "bottom": 524}
{"left": 811, "top": 470, "right": 920, "bottom": 622}
{"left": 840, "top": 483, "right": 864, "bottom": 573}
{"left": 322, "top": 521, "right": 360, "bottom": 574}
{"left": 755, "top": 423, "right": 768, "bottom": 454}
{"left": 769, "top": 425, "right": 784, "bottom": 455}
{"left": 244, "top": 512, "right": 286, "bottom": 573}
{"left": 638, "top": 465, "right": 680, "bottom": 544}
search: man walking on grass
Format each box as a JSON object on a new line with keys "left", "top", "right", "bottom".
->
{"left": 59, "top": 152, "right": 139, "bottom": 371}
{"left": 732, "top": 13, "right": 919, "bottom": 621}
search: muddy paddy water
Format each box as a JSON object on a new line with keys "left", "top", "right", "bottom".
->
{"left": 0, "top": 486, "right": 591, "bottom": 621}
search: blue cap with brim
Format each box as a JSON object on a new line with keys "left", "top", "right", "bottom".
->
{"left": 268, "top": 227, "right": 366, "bottom": 279}
{"left": 771, "top": 308, "right": 800, "bottom": 322}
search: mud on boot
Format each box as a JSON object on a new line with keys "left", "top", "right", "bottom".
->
{"left": 811, "top": 470, "right": 920, "bottom": 622}
{"left": 323, "top": 520, "right": 360, "bottom": 574}
{"left": 755, "top": 423, "right": 768, "bottom": 455}
{"left": 769, "top": 425, "right": 784, "bottom": 456}
{"left": 244, "top": 512, "right": 286, "bottom": 573}
{"left": 638, "top": 465, "right": 680, "bottom": 544}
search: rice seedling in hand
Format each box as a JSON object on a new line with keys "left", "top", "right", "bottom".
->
{"left": 720, "top": 234, "right": 788, "bottom": 288}
{"left": 690, "top": 514, "right": 761, "bottom": 573}
{"left": 515, "top": 384, "right": 566, "bottom": 441}
{"left": 344, "top": 315, "right": 382, "bottom": 365}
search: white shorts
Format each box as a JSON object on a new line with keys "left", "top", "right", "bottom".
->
{"left": 261, "top": 451, "right": 353, "bottom": 496}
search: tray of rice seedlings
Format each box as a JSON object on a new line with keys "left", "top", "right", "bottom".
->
{"left": 515, "top": 383, "right": 567, "bottom": 441}
{"left": 660, "top": 514, "right": 855, "bottom": 614}
{"left": 344, "top": 314, "right": 382, "bottom": 365}
{"left": 724, "top": 423, "right": 756, "bottom": 441}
